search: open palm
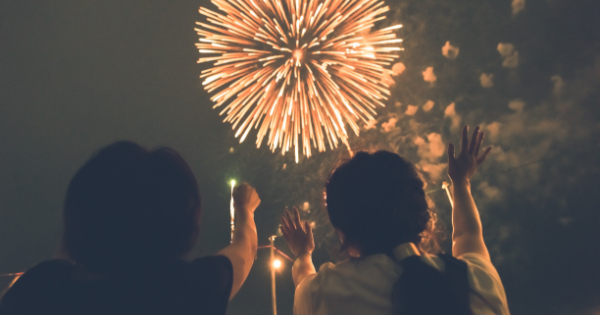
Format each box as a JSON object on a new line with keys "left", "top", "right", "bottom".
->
{"left": 448, "top": 126, "right": 492, "bottom": 185}
{"left": 280, "top": 207, "right": 315, "bottom": 257}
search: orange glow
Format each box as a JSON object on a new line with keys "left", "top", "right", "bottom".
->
{"left": 196, "top": 0, "right": 402, "bottom": 161}
{"left": 272, "top": 259, "right": 282, "bottom": 269}
{"left": 293, "top": 50, "right": 303, "bottom": 61}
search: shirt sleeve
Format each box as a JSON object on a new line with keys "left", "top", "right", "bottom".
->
{"left": 457, "top": 253, "right": 510, "bottom": 315}
{"left": 189, "top": 255, "right": 234, "bottom": 313}
{"left": 0, "top": 260, "right": 73, "bottom": 314}
{"left": 294, "top": 272, "right": 318, "bottom": 315}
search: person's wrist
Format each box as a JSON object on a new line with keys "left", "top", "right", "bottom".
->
{"left": 450, "top": 178, "right": 470, "bottom": 187}
{"left": 295, "top": 250, "right": 312, "bottom": 259}
{"left": 234, "top": 207, "right": 254, "bottom": 220}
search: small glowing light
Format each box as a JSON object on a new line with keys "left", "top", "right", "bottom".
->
{"left": 273, "top": 259, "right": 282, "bottom": 269}
{"left": 293, "top": 49, "right": 303, "bottom": 60}
{"left": 302, "top": 201, "right": 310, "bottom": 212}
{"left": 230, "top": 180, "right": 236, "bottom": 187}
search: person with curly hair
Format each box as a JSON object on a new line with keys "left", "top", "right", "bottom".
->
{"left": 281, "top": 126, "right": 509, "bottom": 315}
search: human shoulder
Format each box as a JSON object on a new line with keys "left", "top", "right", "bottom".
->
{"left": 13, "top": 259, "right": 75, "bottom": 285}
{"left": 297, "top": 257, "right": 382, "bottom": 297}
{"left": 294, "top": 270, "right": 320, "bottom": 315}
{"left": 189, "top": 255, "right": 233, "bottom": 276}
{"left": 457, "top": 253, "right": 510, "bottom": 314}
{"left": 27, "top": 259, "right": 74, "bottom": 270}
{"left": 294, "top": 261, "right": 336, "bottom": 305}
{"left": 456, "top": 253, "right": 502, "bottom": 280}
{"left": 188, "top": 255, "right": 233, "bottom": 293}
{"left": 317, "top": 261, "right": 339, "bottom": 272}
{"left": 307, "top": 260, "right": 351, "bottom": 285}
{"left": 0, "top": 259, "right": 76, "bottom": 313}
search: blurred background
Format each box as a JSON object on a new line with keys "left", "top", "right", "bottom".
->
{"left": 1, "top": 0, "right": 599, "bottom": 314}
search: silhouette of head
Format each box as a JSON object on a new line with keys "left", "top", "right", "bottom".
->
{"left": 63, "top": 141, "right": 201, "bottom": 273}
{"left": 325, "top": 151, "right": 431, "bottom": 256}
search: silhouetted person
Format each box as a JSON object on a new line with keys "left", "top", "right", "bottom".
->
{"left": 281, "top": 126, "right": 509, "bottom": 314}
{"left": 0, "top": 141, "right": 260, "bottom": 315}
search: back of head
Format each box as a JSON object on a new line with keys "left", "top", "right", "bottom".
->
{"left": 63, "top": 141, "right": 201, "bottom": 273}
{"left": 325, "top": 151, "right": 430, "bottom": 256}
{"left": 326, "top": 151, "right": 473, "bottom": 315}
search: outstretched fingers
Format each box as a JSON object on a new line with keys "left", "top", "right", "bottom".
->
{"left": 477, "top": 146, "right": 492, "bottom": 165}
{"left": 284, "top": 209, "right": 296, "bottom": 229}
{"left": 448, "top": 143, "right": 456, "bottom": 163}
{"left": 468, "top": 126, "right": 480, "bottom": 154}
{"left": 304, "top": 221, "right": 313, "bottom": 238}
{"left": 293, "top": 207, "right": 304, "bottom": 232}
{"left": 280, "top": 216, "right": 291, "bottom": 235}
{"left": 473, "top": 131, "right": 484, "bottom": 156}
{"left": 281, "top": 207, "right": 307, "bottom": 234}
{"left": 280, "top": 224, "right": 289, "bottom": 239}
{"left": 460, "top": 126, "right": 469, "bottom": 155}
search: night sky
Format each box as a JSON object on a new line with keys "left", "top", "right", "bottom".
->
{"left": 1, "top": 0, "right": 599, "bottom": 314}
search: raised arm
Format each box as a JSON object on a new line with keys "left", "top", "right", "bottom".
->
{"left": 447, "top": 126, "right": 492, "bottom": 261}
{"left": 280, "top": 207, "right": 316, "bottom": 287}
{"left": 217, "top": 183, "right": 260, "bottom": 300}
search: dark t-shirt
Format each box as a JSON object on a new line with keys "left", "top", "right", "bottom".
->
{"left": 0, "top": 255, "right": 233, "bottom": 315}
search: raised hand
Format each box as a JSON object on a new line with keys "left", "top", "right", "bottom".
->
{"left": 220, "top": 182, "right": 260, "bottom": 300}
{"left": 280, "top": 207, "right": 315, "bottom": 258}
{"left": 448, "top": 126, "right": 492, "bottom": 185}
{"left": 232, "top": 182, "right": 260, "bottom": 218}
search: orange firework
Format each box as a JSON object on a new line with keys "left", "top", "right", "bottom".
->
{"left": 196, "top": 0, "right": 402, "bottom": 162}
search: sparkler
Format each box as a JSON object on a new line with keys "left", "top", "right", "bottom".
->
{"left": 230, "top": 179, "right": 236, "bottom": 242}
{"left": 442, "top": 181, "right": 453, "bottom": 208}
{"left": 269, "top": 235, "right": 278, "bottom": 315}
{"left": 196, "top": 0, "right": 402, "bottom": 162}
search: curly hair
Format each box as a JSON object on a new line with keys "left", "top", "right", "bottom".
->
{"left": 325, "top": 151, "right": 437, "bottom": 257}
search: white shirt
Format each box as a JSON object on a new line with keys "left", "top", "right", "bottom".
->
{"left": 294, "top": 250, "right": 509, "bottom": 315}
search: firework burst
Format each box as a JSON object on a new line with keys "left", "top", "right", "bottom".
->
{"left": 196, "top": 0, "right": 402, "bottom": 162}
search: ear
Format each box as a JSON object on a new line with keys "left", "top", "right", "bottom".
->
{"left": 335, "top": 229, "right": 361, "bottom": 258}
{"left": 334, "top": 228, "right": 345, "bottom": 243}
{"left": 348, "top": 247, "right": 361, "bottom": 258}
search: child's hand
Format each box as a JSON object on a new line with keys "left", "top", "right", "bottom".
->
{"left": 448, "top": 126, "right": 492, "bottom": 185}
{"left": 280, "top": 207, "right": 315, "bottom": 257}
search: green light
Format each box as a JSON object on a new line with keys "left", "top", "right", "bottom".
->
{"left": 230, "top": 179, "right": 236, "bottom": 187}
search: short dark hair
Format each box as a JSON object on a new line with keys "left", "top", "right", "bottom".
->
{"left": 325, "top": 151, "right": 431, "bottom": 256}
{"left": 63, "top": 141, "right": 201, "bottom": 273}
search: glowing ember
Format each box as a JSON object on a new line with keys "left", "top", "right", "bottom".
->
{"left": 293, "top": 49, "right": 303, "bottom": 61}
{"left": 196, "top": 0, "right": 402, "bottom": 161}
{"left": 272, "top": 258, "right": 282, "bottom": 269}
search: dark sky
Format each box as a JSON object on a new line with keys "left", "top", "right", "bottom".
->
{"left": 1, "top": 0, "right": 600, "bottom": 314}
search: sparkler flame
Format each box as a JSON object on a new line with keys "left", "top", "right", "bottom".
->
{"left": 196, "top": 0, "right": 402, "bottom": 161}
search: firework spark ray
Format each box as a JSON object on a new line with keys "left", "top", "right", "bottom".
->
{"left": 196, "top": 0, "right": 402, "bottom": 162}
